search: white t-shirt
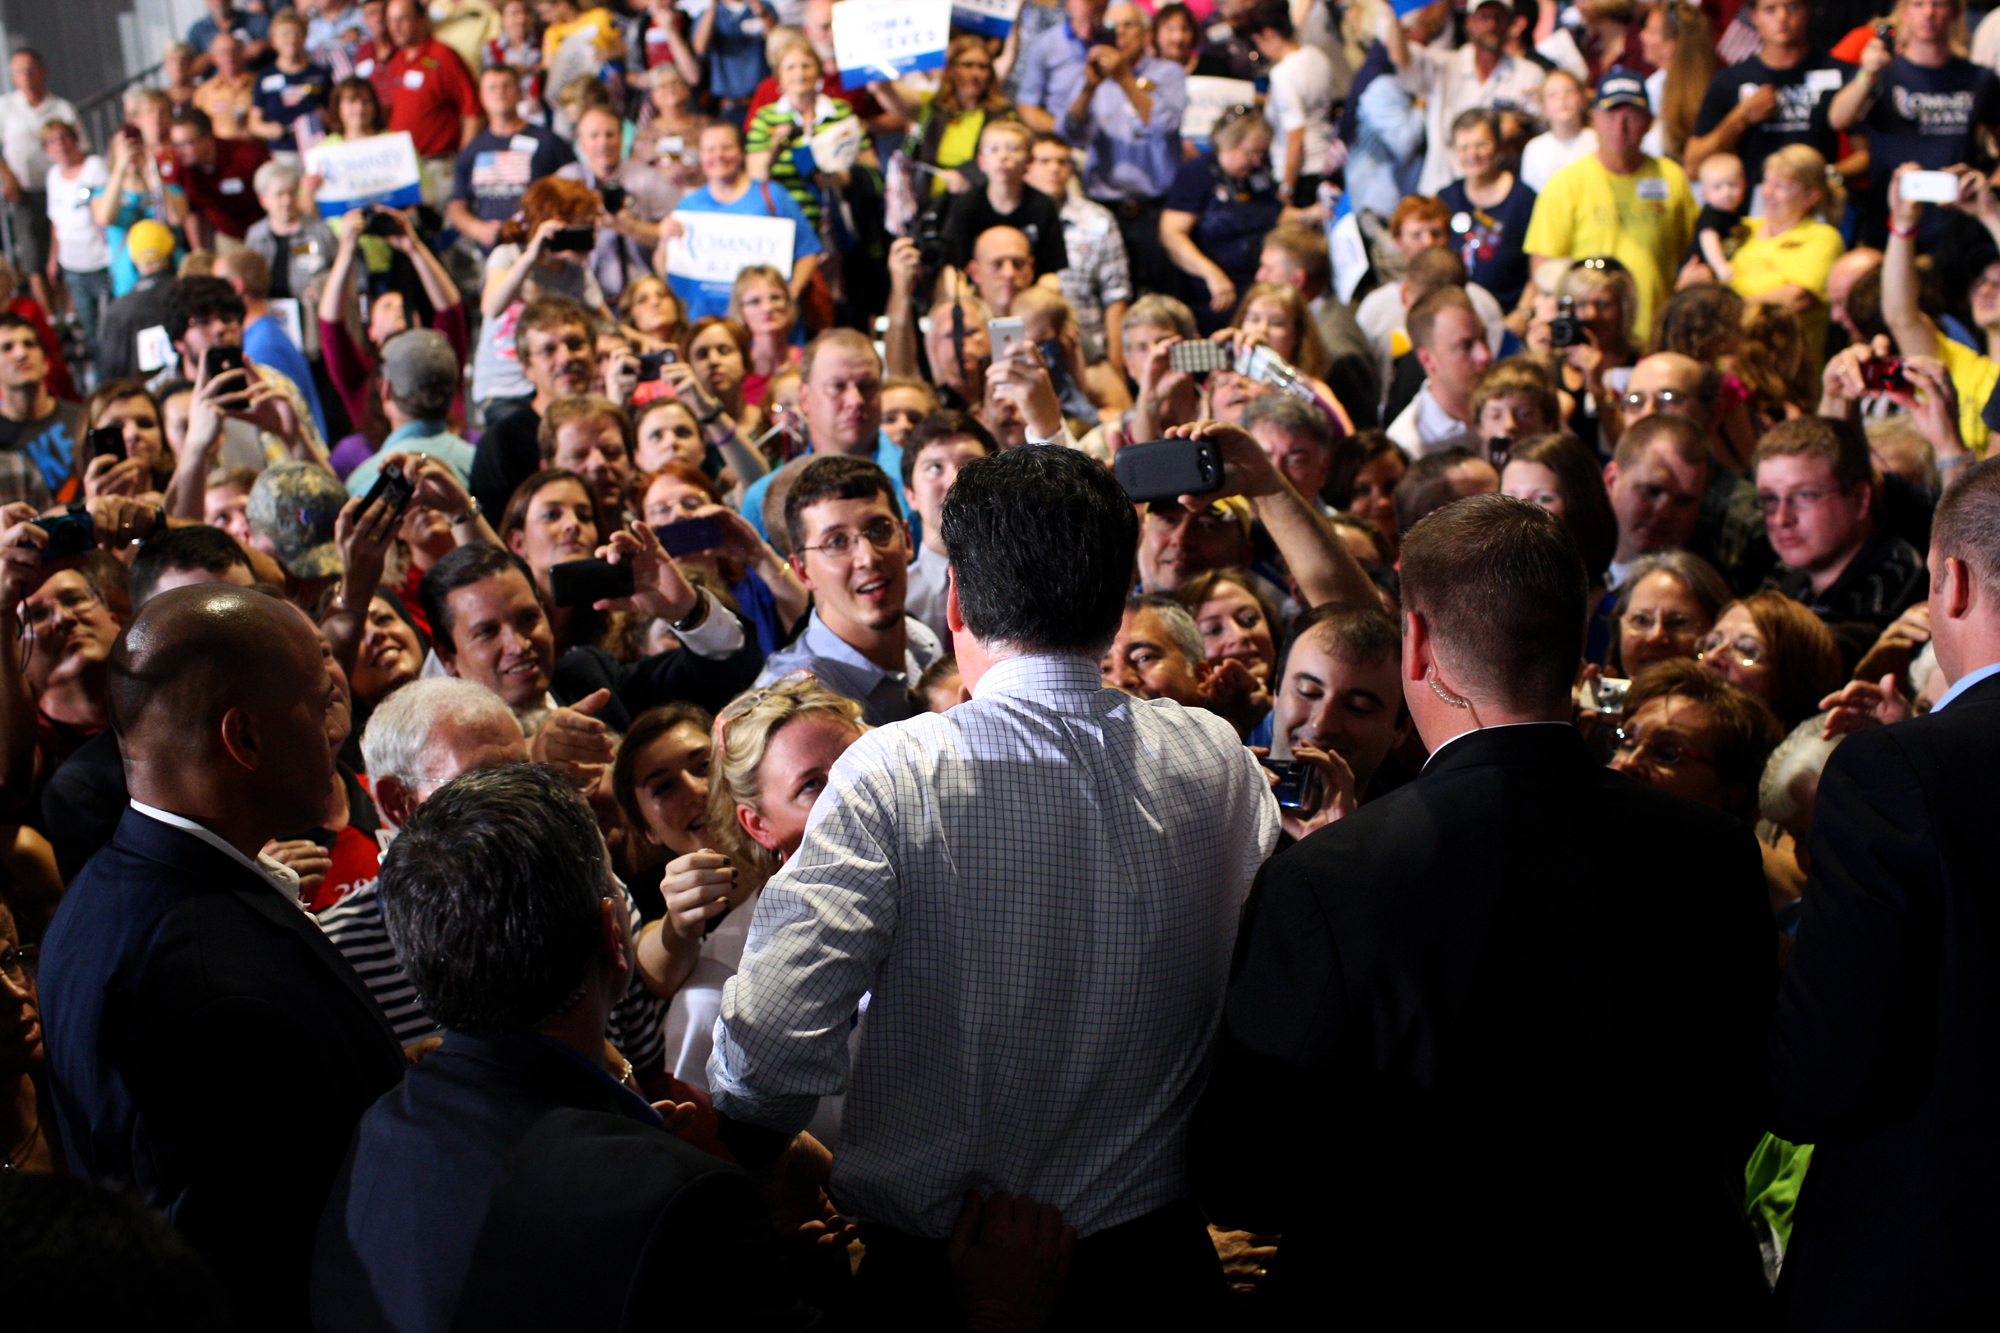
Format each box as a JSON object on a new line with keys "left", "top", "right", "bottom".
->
{"left": 0, "top": 91, "right": 77, "bottom": 192}
{"left": 1267, "top": 45, "right": 1337, "bottom": 185}
{"left": 1520, "top": 127, "right": 1598, "bottom": 194}
{"left": 45, "top": 156, "right": 110, "bottom": 273}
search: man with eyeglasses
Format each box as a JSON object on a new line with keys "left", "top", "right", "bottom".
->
{"left": 752, "top": 455, "right": 942, "bottom": 726}
{"left": 1754, "top": 414, "right": 1925, "bottom": 660}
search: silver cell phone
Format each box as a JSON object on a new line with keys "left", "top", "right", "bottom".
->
{"left": 1168, "top": 339, "right": 1233, "bottom": 374}
{"left": 1902, "top": 169, "right": 1961, "bottom": 204}
{"left": 988, "top": 316, "right": 1027, "bottom": 360}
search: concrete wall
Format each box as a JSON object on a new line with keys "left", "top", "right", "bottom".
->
{"left": 2, "top": 0, "right": 206, "bottom": 114}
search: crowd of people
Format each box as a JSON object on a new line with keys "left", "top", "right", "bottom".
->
{"left": 3, "top": 0, "right": 2000, "bottom": 1328}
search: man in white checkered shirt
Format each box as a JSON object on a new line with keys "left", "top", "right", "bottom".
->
{"left": 709, "top": 436, "right": 1281, "bottom": 1326}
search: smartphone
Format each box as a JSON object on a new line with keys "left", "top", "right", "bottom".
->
{"left": 1861, "top": 355, "right": 1910, "bottom": 394}
{"left": 987, "top": 316, "right": 1027, "bottom": 361}
{"left": 1587, "top": 676, "right": 1632, "bottom": 714}
{"left": 37, "top": 510, "right": 96, "bottom": 564}
{"left": 1258, "top": 756, "right": 1323, "bottom": 814}
{"left": 549, "top": 225, "right": 596, "bottom": 253}
{"left": 363, "top": 208, "right": 403, "bottom": 237}
{"left": 548, "top": 557, "right": 634, "bottom": 608}
{"left": 599, "top": 184, "right": 627, "bottom": 216}
{"left": 1168, "top": 339, "right": 1233, "bottom": 375}
{"left": 201, "top": 344, "right": 248, "bottom": 383}
{"left": 636, "top": 349, "right": 675, "bottom": 382}
{"left": 1902, "top": 169, "right": 1961, "bottom": 204}
{"left": 88, "top": 424, "right": 126, "bottom": 462}
{"left": 655, "top": 515, "right": 723, "bottom": 558}
{"left": 1113, "top": 437, "right": 1225, "bottom": 504}
{"left": 361, "top": 461, "right": 416, "bottom": 520}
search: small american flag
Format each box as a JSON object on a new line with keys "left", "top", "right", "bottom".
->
{"left": 470, "top": 151, "right": 532, "bottom": 190}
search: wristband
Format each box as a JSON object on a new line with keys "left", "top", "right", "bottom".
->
{"left": 1940, "top": 452, "right": 1973, "bottom": 471}
{"left": 1889, "top": 222, "right": 1917, "bottom": 238}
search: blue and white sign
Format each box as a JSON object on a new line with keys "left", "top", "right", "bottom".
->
{"left": 831, "top": 0, "right": 951, "bottom": 91}
{"left": 951, "top": 0, "right": 1023, "bottom": 39}
{"left": 305, "top": 131, "right": 423, "bottom": 217}
{"left": 1181, "top": 76, "right": 1258, "bottom": 150}
{"left": 664, "top": 211, "right": 798, "bottom": 283}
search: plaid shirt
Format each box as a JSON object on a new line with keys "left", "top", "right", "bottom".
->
{"left": 1057, "top": 194, "right": 1134, "bottom": 365}
{"left": 0, "top": 450, "right": 51, "bottom": 510}
{"left": 1768, "top": 526, "right": 1927, "bottom": 633}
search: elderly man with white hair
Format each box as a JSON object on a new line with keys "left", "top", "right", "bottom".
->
{"left": 317, "top": 677, "right": 675, "bottom": 1089}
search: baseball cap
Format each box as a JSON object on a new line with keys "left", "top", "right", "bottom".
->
{"left": 1595, "top": 67, "right": 1651, "bottom": 111}
{"left": 380, "top": 329, "right": 458, "bottom": 419}
{"left": 127, "top": 220, "right": 175, "bottom": 266}
{"left": 248, "top": 462, "right": 348, "bottom": 579}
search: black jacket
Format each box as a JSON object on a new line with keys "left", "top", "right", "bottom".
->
{"left": 1191, "top": 723, "right": 1776, "bottom": 1328}
{"left": 1768, "top": 671, "right": 2000, "bottom": 1330}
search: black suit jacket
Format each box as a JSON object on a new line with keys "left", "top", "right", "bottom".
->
{"left": 1768, "top": 671, "right": 2000, "bottom": 1330}
{"left": 41, "top": 726, "right": 127, "bottom": 883}
{"left": 1191, "top": 723, "right": 1776, "bottom": 1329}
{"left": 553, "top": 620, "right": 765, "bottom": 730}
{"left": 312, "top": 1030, "right": 819, "bottom": 1333}
{"left": 39, "top": 807, "right": 407, "bottom": 1331}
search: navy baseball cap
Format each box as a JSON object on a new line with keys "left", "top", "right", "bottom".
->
{"left": 1595, "top": 67, "right": 1650, "bottom": 111}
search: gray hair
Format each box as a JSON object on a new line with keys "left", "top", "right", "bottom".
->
{"left": 1759, "top": 712, "right": 1845, "bottom": 840}
{"left": 1128, "top": 592, "right": 1205, "bottom": 666}
{"left": 253, "top": 159, "right": 302, "bottom": 198}
{"left": 1125, "top": 294, "right": 1199, "bottom": 341}
{"left": 1241, "top": 392, "right": 1333, "bottom": 453}
{"left": 361, "top": 677, "right": 522, "bottom": 782}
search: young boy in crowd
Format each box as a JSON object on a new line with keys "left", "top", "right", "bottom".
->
{"left": 940, "top": 120, "right": 1068, "bottom": 280}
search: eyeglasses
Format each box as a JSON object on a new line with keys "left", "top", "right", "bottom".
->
{"left": 1755, "top": 486, "right": 1844, "bottom": 518}
{"left": 798, "top": 518, "right": 901, "bottom": 560}
{"left": 1621, "top": 609, "right": 1702, "bottom": 637}
{"left": 1696, "top": 633, "right": 1765, "bottom": 668}
{"left": 0, "top": 943, "right": 37, "bottom": 985}
{"left": 1611, "top": 725, "right": 1713, "bottom": 770}
{"left": 713, "top": 668, "right": 816, "bottom": 761}
{"left": 1210, "top": 104, "right": 1258, "bottom": 139}
{"left": 1621, "top": 389, "right": 1701, "bottom": 414}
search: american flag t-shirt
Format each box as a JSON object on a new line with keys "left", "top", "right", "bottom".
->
{"left": 470, "top": 150, "right": 532, "bottom": 199}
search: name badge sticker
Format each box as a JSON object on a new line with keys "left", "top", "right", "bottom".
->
{"left": 510, "top": 134, "right": 539, "bottom": 154}
{"left": 356, "top": 58, "right": 375, "bottom": 77}
{"left": 262, "top": 73, "right": 287, "bottom": 91}
{"left": 403, "top": 70, "right": 426, "bottom": 90}
{"left": 1636, "top": 176, "right": 1669, "bottom": 201}
{"left": 1806, "top": 68, "right": 1844, "bottom": 94}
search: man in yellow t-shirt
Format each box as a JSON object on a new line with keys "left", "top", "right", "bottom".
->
{"left": 1524, "top": 68, "right": 1699, "bottom": 341}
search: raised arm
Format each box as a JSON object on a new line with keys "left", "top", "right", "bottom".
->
{"left": 1831, "top": 32, "right": 1892, "bottom": 132}
{"left": 482, "top": 219, "right": 558, "bottom": 319}
{"left": 1881, "top": 164, "right": 1941, "bottom": 358}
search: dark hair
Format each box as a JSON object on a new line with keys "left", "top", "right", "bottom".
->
{"left": 0, "top": 1174, "right": 231, "bottom": 1331}
{"left": 899, "top": 410, "right": 997, "bottom": 490}
{"left": 1728, "top": 589, "right": 1844, "bottom": 728}
{"left": 166, "top": 104, "right": 214, "bottom": 139}
{"left": 941, "top": 445, "right": 1137, "bottom": 654}
{"left": 511, "top": 294, "right": 595, "bottom": 365}
{"left": 1753, "top": 413, "right": 1872, "bottom": 495}
{"left": 1407, "top": 285, "right": 1476, "bottom": 352}
{"left": 1653, "top": 284, "right": 1744, "bottom": 362}
{"left": 500, "top": 466, "right": 606, "bottom": 555}
{"left": 127, "top": 525, "right": 250, "bottom": 608}
{"left": 1278, "top": 600, "right": 1402, "bottom": 681}
{"left": 419, "top": 542, "right": 535, "bottom": 653}
{"left": 1620, "top": 657, "right": 1783, "bottom": 818}
{"left": 611, "top": 702, "right": 713, "bottom": 847}
{"left": 1328, "top": 429, "right": 1406, "bottom": 511}
{"left": 784, "top": 455, "right": 901, "bottom": 555}
{"left": 1393, "top": 447, "right": 1489, "bottom": 535}
{"left": 1246, "top": 0, "right": 1295, "bottom": 38}
{"left": 1933, "top": 455, "right": 2000, "bottom": 591}
{"left": 1400, "top": 493, "right": 1589, "bottom": 711}
{"left": 328, "top": 76, "right": 384, "bottom": 136}
{"left": 1504, "top": 433, "right": 1619, "bottom": 578}
{"left": 377, "top": 763, "right": 611, "bottom": 1032}
{"left": 1613, "top": 410, "right": 1713, "bottom": 476}
{"left": 1240, "top": 392, "right": 1333, "bottom": 453}
{"left": 162, "top": 276, "right": 245, "bottom": 344}
{"left": 0, "top": 311, "right": 38, "bottom": 341}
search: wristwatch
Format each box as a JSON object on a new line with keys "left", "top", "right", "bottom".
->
{"left": 450, "top": 495, "right": 481, "bottom": 525}
{"left": 670, "top": 587, "right": 710, "bottom": 633}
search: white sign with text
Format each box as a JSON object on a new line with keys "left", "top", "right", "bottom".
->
{"left": 665, "top": 211, "right": 798, "bottom": 283}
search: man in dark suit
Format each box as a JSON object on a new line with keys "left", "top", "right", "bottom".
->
{"left": 38, "top": 585, "right": 407, "bottom": 1331}
{"left": 1191, "top": 494, "right": 1776, "bottom": 1328}
{"left": 1769, "top": 457, "right": 2000, "bottom": 1329}
{"left": 311, "top": 762, "right": 820, "bottom": 1332}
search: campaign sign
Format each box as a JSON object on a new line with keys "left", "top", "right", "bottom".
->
{"left": 831, "top": 0, "right": 951, "bottom": 91}
{"left": 951, "top": 0, "right": 1023, "bottom": 39}
{"left": 305, "top": 131, "right": 423, "bottom": 217}
{"left": 665, "top": 211, "right": 798, "bottom": 283}
{"left": 1181, "top": 76, "right": 1259, "bottom": 149}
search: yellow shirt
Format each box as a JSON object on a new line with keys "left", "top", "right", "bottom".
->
{"left": 1936, "top": 336, "right": 1998, "bottom": 459}
{"left": 1522, "top": 152, "right": 1698, "bottom": 341}
{"left": 543, "top": 7, "right": 625, "bottom": 64}
{"left": 1729, "top": 216, "right": 1845, "bottom": 361}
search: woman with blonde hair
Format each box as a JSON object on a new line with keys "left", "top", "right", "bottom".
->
{"left": 1725, "top": 144, "right": 1847, "bottom": 359}
{"left": 708, "top": 674, "right": 866, "bottom": 885}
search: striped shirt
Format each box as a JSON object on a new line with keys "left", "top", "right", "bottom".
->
{"left": 745, "top": 93, "right": 856, "bottom": 228}
{"left": 317, "top": 864, "right": 668, "bottom": 1076}
{"left": 710, "top": 653, "right": 1280, "bottom": 1239}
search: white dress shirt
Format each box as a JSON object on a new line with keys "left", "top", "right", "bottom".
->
{"left": 1399, "top": 45, "right": 1546, "bottom": 196}
{"left": 709, "top": 653, "right": 1280, "bottom": 1239}
{"left": 128, "top": 801, "right": 305, "bottom": 906}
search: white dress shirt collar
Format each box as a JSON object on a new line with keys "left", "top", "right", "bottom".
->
{"left": 969, "top": 653, "right": 1102, "bottom": 700}
{"left": 128, "top": 800, "right": 307, "bottom": 908}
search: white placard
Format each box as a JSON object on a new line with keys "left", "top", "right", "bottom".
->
{"left": 811, "top": 116, "right": 865, "bottom": 174}
{"left": 665, "top": 210, "right": 798, "bottom": 282}
{"left": 268, "top": 298, "right": 306, "bottom": 352}
{"left": 952, "top": 0, "right": 1024, "bottom": 38}
{"left": 1181, "top": 77, "right": 1258, "bottom": 148}
{"left": 136, "top": 325, "right": 175, "bottom": 374}
{"left": 304, "top": 131, "right": 424, "bottom": 217}
{"left": 831, "top": 0, "right": 951, "bottom": 91}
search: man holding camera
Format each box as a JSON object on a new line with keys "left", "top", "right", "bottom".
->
{"left": 556, "top": 105, "right": 678, "bottom": 303}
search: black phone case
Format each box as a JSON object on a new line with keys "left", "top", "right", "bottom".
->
{"left": 1114, "top": 438, "right": 1225, "bottom": 504}
{"left": 362, "top": 464, "right": 416, "bottom": 519}
{"left": 549, "top": 557, "right": 634, "bottom": 608}
{"left": 88, "top": 425, "right": 126, "bottom": 462}
{"left": 655, "top": 516, "right": 722, "bottom": 558}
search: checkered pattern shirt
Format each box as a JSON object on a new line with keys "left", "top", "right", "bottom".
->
{"left": 1057, "top": 194, "right": 1134, "bottom": 365}
{"left": 710, "top": 653, "right": 1280, "bottom": 1239}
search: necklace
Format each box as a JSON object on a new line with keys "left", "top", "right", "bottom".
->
{"left": 1, "top": 1115, "right": 40, "bottom": 1174}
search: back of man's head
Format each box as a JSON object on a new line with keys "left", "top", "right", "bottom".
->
{"left": 784, "top": 455, "right": 898, "bottom": 555}
{"left": 1400, "top": 494, "right": 1588, "bottom": 713}
{"left": 214, "top": 248, "right": 271, "bottom": 302}
{"left": 1393, "top": 447, "right": 1493, "bottom": 534}
{"left": 1407, "top": 285, "right": 1475, "bottom": 354}
{"left": 1261, "top": 223, "right": 1331, "bottom": 296}
{"left": 378, "top": 763, "right": 610, "bottom": 1033}
{"left": 1403, "top": 250, "right": 1469, "bottom": 307}
{"left": 942, "top": 444, "right": 1137, "bottom": 655}
{"left": 128, "top": 525, "right": 252, "bottom": 607}
{"left": 1929, "top": 455, "right": 2000, "bottom": 590}
{"left": 420, "top": 542, "right": 535, "bottom": 654}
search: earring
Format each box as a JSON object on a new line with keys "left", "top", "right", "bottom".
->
{"left": 1428, "top": 668, "right": 1471, "bottom": 709}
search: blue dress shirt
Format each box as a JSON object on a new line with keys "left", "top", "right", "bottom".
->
{"left": 1073, "top": 56, "right": 1188, "bottom": 203}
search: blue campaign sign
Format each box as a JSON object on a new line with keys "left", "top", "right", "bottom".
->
{"left": 830, "top": 0, "right": 952, "bottom": 91}
{"left": 951, "top": 0, "right": 1023, "bottom": 39}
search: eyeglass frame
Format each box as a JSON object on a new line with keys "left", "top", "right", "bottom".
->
{"left": 713, "top": 668, "right": 818, "bottom": 762}
{"left": 1610, "top": 723, "right": 1715, "bottom": 770}
{"left": 0, "top": 942, "right": 38, "bottom": 986}
{"left": 1753, "top": 484, "right": 1851, "bottom": 519}
{"left": 1695, "top": 632, "right": 1766, "bottom": 669}
{"left": 795, "top": 516, "right": 904, "bottom": 560}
